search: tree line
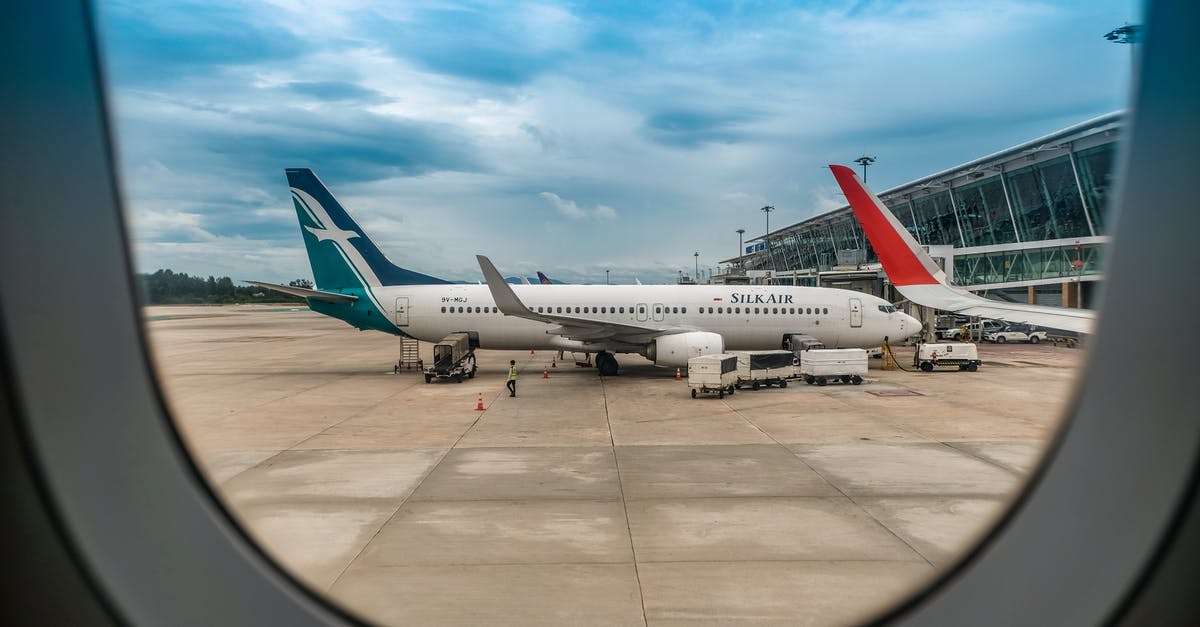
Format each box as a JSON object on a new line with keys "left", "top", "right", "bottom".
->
{"left": 138, "top": 269, "right": 311, "bottom": 305}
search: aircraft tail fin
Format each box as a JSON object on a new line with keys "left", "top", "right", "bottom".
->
{"left": 537, "top": 271, "right": 554, "bottom": 285}
{"left": 285, "top": 168, "right": 449, "bottom": 290}
{"left": 828, "top": 164, "right": 945, "bottom": 287}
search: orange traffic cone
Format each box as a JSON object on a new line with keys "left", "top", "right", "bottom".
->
{"left": 475, "top": 393, "right": 484, "bottom": 411}
{"left": 543, "top": 368, "right": 549, "bottom": 379}
{"left": 675, "top": 368, "right": 681, "bottom": 381}
{"left": 530, "top": 349, "right": 535, "bottom": 356}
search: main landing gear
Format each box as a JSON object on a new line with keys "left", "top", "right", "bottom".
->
{"left": 595, "top": 351, "right": 620, "bottom": 376}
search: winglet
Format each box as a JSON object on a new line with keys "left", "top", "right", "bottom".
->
{"left": 476, "top": 256, "right": 551, "bottom": 322}
{"left": 828, "top": 164, "right": 1095, "bottom": 334}
{"left": 828, "top": 164, "right": 943, "bottom": 287}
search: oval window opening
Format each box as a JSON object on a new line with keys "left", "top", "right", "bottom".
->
{"left": 98, "top": 1, "right": 1133, "bottom": 623}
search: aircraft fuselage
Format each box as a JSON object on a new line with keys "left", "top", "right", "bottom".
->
{"left": 312, "top": 282, "right": 917, "bottom": 353}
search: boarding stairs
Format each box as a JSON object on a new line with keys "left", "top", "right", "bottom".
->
{"left": 396, "top": 337, "right": 423, "bottom": 373}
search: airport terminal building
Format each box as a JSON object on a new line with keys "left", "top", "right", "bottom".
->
{"left": 718, "top": 112, "right": 1122, "bottom": 309}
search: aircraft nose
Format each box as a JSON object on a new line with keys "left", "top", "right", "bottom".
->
{"left": 900, "top": 313, "right": 921, "bottom": 337}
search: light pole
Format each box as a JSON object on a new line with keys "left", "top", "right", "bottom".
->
{"left": 854, "top": 155, "right": 876, "bottom": 183}
{"left": 694, "top": 252, "right": 699, "bottom": 280}
{"left": 761, "top": 206, "right": 775, "bottom": 271}
{"left": 1105, "top": 23, "right": 1142, "bottom": 77}
{"left": 736, "top": 228, "right": 745, "bottom": 269}
{"left": 605, "top": 269, "right": 609, "bottom": 285}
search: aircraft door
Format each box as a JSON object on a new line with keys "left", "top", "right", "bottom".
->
{"left": 636, "top": 303, "right": 648, "bottom": 322}
{"left": 394, "top": 297, "right": 410, "bottom": 326}
{"left": 652, "top": 303, "right": 665, "bottom": 322}
{"left": 849, "top": 297, "right": 862, "bottom": 328}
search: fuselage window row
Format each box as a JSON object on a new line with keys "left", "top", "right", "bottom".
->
{"left": 437, "top": 304, "right": 829, "bottom": 316}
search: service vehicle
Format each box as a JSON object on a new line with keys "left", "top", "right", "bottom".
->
{"left": 687, "top": 353, "right": 738, "bottom": 398}
{"left": 800, "top": 348, "right": 868, "bottom": 386}
{"left": 985, "top": 323, "right": 1049, "bottom": 344}
{"left": 424, "top": 332, "right": 477, "bottom": 383}
{"left": 914, "top": 342, "right": 982, "bottom": 372}
{"left": 733, "top": 350, "right": 796, "bottom": 390}
{"left": 941, "top": 319, "right": 1003, "bottom": 341}
{"left": 784, "top": 333, "right": 826, "bottom": 353}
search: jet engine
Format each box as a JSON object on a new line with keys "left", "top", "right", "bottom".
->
{"left": 644, "top": 331, "right": 725, "bottom": 367}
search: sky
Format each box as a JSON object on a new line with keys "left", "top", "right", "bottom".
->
{"left": 95, "top": 0, "right": 1139, "bottom": 285}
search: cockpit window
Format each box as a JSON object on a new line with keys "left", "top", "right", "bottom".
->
{"left": 879, "top": 305, "right": 897, "bottom": 313}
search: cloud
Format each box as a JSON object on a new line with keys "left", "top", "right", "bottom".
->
{"left": 285, "top": 81, "right": 389, "bottom": 104}
{"left": 129, "top": 208, "right": 218, "bottom": 242}
{"left": 95, "top": 0, "right": 306, "bottom": 86}
{"left": 809, "top": 185, "right": 850, "bottom": 219}
{"left": 365, "top": 3, "right": 583, "bottom": 86}
{"left": 643, "top": 109, "right": 762, "bottom": 148}
{"left": 95, "top": 0, "right": 1136, "bottom": 284}
{"left": 520, "top": 123, "right": 558, "bottom": 151}
{"left": 539, "top": 192, "right": 618, "bottom": 221}
{"left": 112, "top": 89, "right": 484, "bottom": 184}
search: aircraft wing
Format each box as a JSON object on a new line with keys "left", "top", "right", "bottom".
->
{"left": 476, "top": 255, "right": 671, "bottom": 342}
{"left": 898, "top": 284, "right": 1095, "bottom": 332}
{"left": 828, "top": 164, "right": 1095, "bottom": 335}
{"left": 245, "top": 280, "right": 358, "bottom": 303}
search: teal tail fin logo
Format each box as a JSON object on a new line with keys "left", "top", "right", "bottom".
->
{"left": 285, "top": 168, "right": 449, "bottom": 290}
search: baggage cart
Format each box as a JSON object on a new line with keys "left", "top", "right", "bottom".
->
{"left": 733, "top": 350, "right": 795, "bottom": 390}
{"left": 800, "top": 348, "right": 868, "bottom": 386}
{"left": 424, "top": 333, "right": 478, "bottom": 383}
{"left": 687, "top": 354, "right": 738, "bottom": 398}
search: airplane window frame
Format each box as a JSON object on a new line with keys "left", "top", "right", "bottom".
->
{"left": 1, "top": 1, "right": 1197, "bottom": 626}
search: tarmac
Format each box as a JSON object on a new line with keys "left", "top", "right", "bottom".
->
{"left": 145, "top": 304, "right": 1082, "bottom": 626}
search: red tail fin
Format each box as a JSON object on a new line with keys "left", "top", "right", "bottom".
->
{"left": 829, "top": 165, "right": 942, "bottom": 287}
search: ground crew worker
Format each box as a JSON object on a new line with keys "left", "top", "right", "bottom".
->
{"left": 507, "top": 360, "right": 518, "bottom": 397}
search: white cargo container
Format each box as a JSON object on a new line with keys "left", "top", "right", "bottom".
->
{"left": 687, "top": 354, "right": 738, "bottom": 398}
{"left": 800, "top": 348, "right": 868, "bottom": 386}
{"left": 914, "top": 342, "right": 982, "bottom": 372}
{"left": 733, "top": 350, "right": 795, "bottom": 390}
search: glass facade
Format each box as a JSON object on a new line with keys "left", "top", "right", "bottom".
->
{"left": 1005, "top": 155, "right": 1092, "bottom": 242}
{"left": 953, "top": 178, "right": 1017, "bottom": 247}
{"left": 911, "top": 190, "right": 961, "bottom": 247}
{"left": 1074, "top": 143, "right": 1117, "bottom": 233}
{"left": 952, "top": 243, "right": 1103, "bottom": 286}
{"left": 767, "top": 213, "right": 873, "bottom": 273}
{"left": 741, "top": 131, "right": 1119, "bottom": 287}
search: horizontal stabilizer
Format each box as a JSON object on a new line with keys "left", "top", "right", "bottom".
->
{"left": 244, "top": 280, "right": 358, "bottom": 303}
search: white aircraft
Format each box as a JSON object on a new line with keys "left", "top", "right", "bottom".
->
{"left": 250, "top": 168, "right": 920, "bottom": 375}
{"left": 828, "top": 164, "right": 1095, "bottom": 335}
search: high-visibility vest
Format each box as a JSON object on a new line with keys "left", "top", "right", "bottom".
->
{"left": 509, "top": 366, "right": 518, "bottom": 381}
